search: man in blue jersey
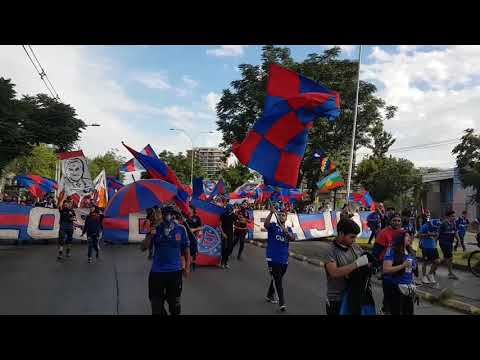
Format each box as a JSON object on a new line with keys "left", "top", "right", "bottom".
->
{"left": 419, "top": 215, "right": 440, "bottom": 284}
{"left": 141, "top": 206, "right": 190, "bottom": 315}
{"left": 264, "top": 205, "right": 295, "bottom": 312}
{"left": 438, "top": 210, "right": 461, "bottom": 280}
{"left": 455, "top": 211, "right": 469, "bottom": 252}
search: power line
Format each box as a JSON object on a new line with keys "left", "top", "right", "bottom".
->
{"left": 388, "top": 138, "right": 460, "bottom": 153}
{"left": 21, "top": 45, "right": 60, "bottom": 100}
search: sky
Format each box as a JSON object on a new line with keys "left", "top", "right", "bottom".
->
{"left": 1, "top": 44, "right": 479, "bottom": 173}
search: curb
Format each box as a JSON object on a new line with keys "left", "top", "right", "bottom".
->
{"left": 246, "top": 240, "right": 479, "bottom": 315}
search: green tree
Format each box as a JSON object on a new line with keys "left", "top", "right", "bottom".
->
{"left": 220, "top": 162, "right": 254, "bottom": 191}
{"left": 88, "top": 149, "right": 126, "bottom": 181}
{"left": 0, "top": 77, "right": 86, "bottom": 173}
{"left": 3, "top": 144, "right": 57, "bottom": 178}
{"left": 355, "top": 155, "right": 421, "bottom": 202}
{"left": 215, "top": 46, "right": 397, "bottom": 199}
{"left": 452, "top": 128, "right": 480, "bottom": 204}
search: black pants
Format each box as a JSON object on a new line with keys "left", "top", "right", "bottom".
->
{"left": 383, "top": 282, "right": 414, "bottom": 315}
{"left": 326, "top": 300, "right": 342, "bottom": 316}
{"left": 368, "top": 226, "right": 378, "bottom": 244}
{"left": 267, "top": 262, "right": 288, "bottom": 306}
{"left": 148, "top": 271, "right": 183, "bottom": 316}
{"left": 87, "top": 234, "right": 99, "bottom": 258}
{"left": 233, "top": 231, "right": 246, "bottom": 259}
{"left": 58, "top": 225, "right": 74, "bottom": 246}
{"left": 221, "top": 233, "right": 233, "bottom": 265}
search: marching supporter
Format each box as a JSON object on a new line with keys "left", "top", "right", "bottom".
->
{"left": 219, "top": 204, "right": 235, "bottom": 269}
{"left": 438, "top": 210, "right": 461, "bottom": 280}
{"left": 367, "top": 208, "right": 382, "bottom": 244}
{"left": 264, "top": 204, "right": 295, "bottom": 312}
{"left": 186, "top": 206, "right": 202, "bottom": 272}
{"left": 232, "top": 200, "right": 249, "bottom": 260}
{"left": 141, "top": 206, "right": 190, "bottom": 316}
{"left": 372, "top": 212, "right": 403, "bottom": 314}
{"left": 81, "top": 206, "right": 103, "bottom": 263}
{"left": 455, "top": 210, "right": 469, "bottom": 252}
{"left": 174, "top": 209, "right": 198, "bottom": 272}
{"left": 57, "top": 199, "right": 77, "bottom": 261}
{"left": 383, "top": 231, "right": 418, "bottom": 315}
{"left": 418, "top": 214, "right": 440, "bottom": 284}
{"left": 340, "top": 204, "right": 353, "bottom": 221}
{"left": 324, "top": 218, "right": 370, "bottom": 315}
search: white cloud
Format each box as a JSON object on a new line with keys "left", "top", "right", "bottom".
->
{"left": 362, "top": 45, "right": 480, "bottom": 168}
{"left": 181, "top": 75, "right": 198, "bottom": 89}
{"left": 205, "top": 92, "right": 221, "bottom": 113}
{"left": 206, "top": 45, "right": 248, "bottom": 57}
{"left": 131, "top": 71, "right": 171, "bottom": 90}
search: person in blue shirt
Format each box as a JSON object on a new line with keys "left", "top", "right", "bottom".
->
{"left": 81, "top": 206, "right": 103, "bottom": 263}
{"left": 383, "top": 231, "right": 418, "bottom": 315}
{"left": 264, "top": 205, "right": 295, "bottom": 312}
{"left": 418, "top": 214, "right": 440, "bottom": 284}
{"left": 455, "top": 211, "right": 469, "bottom": 252}
{"left": 141, "top": 206, "right": 190, "bottom": 316}
{"left": 366, "top": 208, "right": 382, "bottom": 244}
{"left": 438, "top": 210, "right": 461, "bottom": 280}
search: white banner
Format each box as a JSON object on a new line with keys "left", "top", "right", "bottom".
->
{"left": 57, "top": 150, "right": 94, "bottom": 207}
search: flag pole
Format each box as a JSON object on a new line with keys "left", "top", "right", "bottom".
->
{"left": 346, "top": 45, "right": 362, "bottom": 204}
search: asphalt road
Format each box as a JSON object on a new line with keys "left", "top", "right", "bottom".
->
{"left": 0, "top": 243, "right": 462, "bottom": 315}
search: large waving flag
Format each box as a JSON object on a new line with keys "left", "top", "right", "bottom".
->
{"left": 190, "top": 198, "right": 225, "bottom": 227}
{"left": 16, "top": 175, "right": 58, "bottom": 198}
{"left": 207, "top": 179, "right": 226, "bottom": 201}
{"left": 122, "top": 142, "right": 191, "bottom": 215}
{"left": 229, "top": 182, "right": 258, "bottom": 200}
{"left": 193, "top": 178, "right": 218, "bottom": 200}
{"left": 349, "top": 191, "right": 374, "bottom": 207}
{"left": 313, "top": 148, "right": 335, "bottom": 174}
{"left": 232, "top": 63, "right": 340, "bottom": 188}
{"left": 120, "top": 144, "right": 157, "bottom": 172}
{"left": 107, "top": 176, "right": 124, "bottom": 201}
{"left": 317, "top": 170, "right": 344, "bottom": 193}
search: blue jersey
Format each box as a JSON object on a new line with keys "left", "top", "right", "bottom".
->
{"left": 151, "top": 223, "right": 189, "bottom": 272}
{"left": 438, "top": 221, "right": 456, "bottom": 245}
{"left": 383, "top": 248, "right": 416, "bottom": 285}
{"left": 266, "top": 223, "right": 293, "bottom": 265}
{"left": 456, "top": 217, "right": 469, "bottom": 236}
{"left": 420, "top": 222, "right": 436, "bottom": 249}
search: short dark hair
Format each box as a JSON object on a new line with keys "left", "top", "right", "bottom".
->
{"left": 462, "top": 210, "right": 467, "bottom": 215}
{"left": 337, "top": 219, "right": 360, "bottom": 236}
{"left": 446, "top": 210, "right": 455, "bottom": 217}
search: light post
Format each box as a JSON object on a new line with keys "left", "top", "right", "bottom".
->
{"left": 169, "top": 129, "right": 214, "bottom": 186}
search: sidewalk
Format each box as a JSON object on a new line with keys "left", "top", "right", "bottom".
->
{"left": 253, "top": 236, "right": 480, "bottom": 314}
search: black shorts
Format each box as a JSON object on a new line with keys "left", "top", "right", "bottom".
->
{"left": 148, "top": 271, "right": 183, "bottom": 300}
{"left": 422, "top": 248, "right": 439, "bottom": 262}
{"left": 440, "top": 243, "right": 453, "bottom": 259}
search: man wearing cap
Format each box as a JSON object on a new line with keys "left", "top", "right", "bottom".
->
{"left": 141, "top": 206, "right": 190, "bottom": 315}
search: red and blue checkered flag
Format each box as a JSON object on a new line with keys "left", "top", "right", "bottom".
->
{"left": 232, "top": 64, "right": 340, "bottom": 188}
{"left": 120, "top": 144, "right": 157, "bottom": 172}
{"left": 16, "top": 175, "right": 57, "bottom": 198}
{"left": 349, "top": 191, "right": 374, "bottom": 207}
{"left": 207, "top": 179, "right": 226, "bottom": 201}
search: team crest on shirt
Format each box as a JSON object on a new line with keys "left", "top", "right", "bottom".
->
{"left": 175, "top": 233, "right": 181, "bottom": 241}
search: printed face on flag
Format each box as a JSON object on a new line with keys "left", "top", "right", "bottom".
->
{"left": 65, "top": 159, "right": 84, "bottom": 182}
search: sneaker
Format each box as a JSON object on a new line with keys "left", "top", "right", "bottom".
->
{"left": 66, "top": 249, "right": 71, "bottom": 258}
{"left": 448, "top": 273, "right": 459, "bottom": 280}
{"left": 265, "top": 296, "right": 278, "bottom": 304}
{"left": 224, "top": 264, "right": 231, "bottom": 269}
{"left": 88, "top": 257, "right": 92, "bottom": 264}
{"left": 427, "top": 274, "right": 436, "bottom": 283}
{"left": 279, "top": 305, "right": 287, "bottom": 312}
{"left": 218, "top": 264, "right": 225, "bottom": 269}
{"left": 422, "top": 276, "right": 431, "bottom": 284}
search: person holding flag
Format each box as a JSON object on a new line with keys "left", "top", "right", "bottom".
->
{"left": 57, "top": 198, "right": 77, "bottom": 261}
{"left": 264, "top": 203, "right": 295, "bottom": 312}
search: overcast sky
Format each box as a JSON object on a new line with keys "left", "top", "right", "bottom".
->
{"left": 2, "top": 45, "right": 478, "bottom": 171}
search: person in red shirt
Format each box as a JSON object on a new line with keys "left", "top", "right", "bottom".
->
{"left": 372, "top": 212, "right": 402, "bottom": 315}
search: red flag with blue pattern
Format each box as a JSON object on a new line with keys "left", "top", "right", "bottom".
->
{"left": 120, "top": 144, "right": 157, "bottom": 172}
{"left": 232, "top": 64, "right": 340, "bottom": 188}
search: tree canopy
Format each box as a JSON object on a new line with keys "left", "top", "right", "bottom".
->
{"left": 215, "top": 46, "right": 397, "bottom": 199}
{"left": 220, "top": 162, "right": 255, "bottom": 191}
{"left": 3, "top": 144, "right": 57, "bottom": 179}
{"left": 88, "top": 149, "right": 126, "bottom": 181}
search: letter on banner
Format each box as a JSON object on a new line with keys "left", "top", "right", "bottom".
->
{"left": 252, "top": 210, "right": 305, "bottom": 240}
{"left": 27, "top": 207, "right": 60, "bottom": 239}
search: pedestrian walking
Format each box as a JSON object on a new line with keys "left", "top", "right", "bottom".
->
{"left": 264, "top": 205, "right": 295, "bottom": 312}
{"left": 219, "top": 204, "right": 235, "bottom": 269}
{"left": 232, "top": 201, "right": 249, "bottom": 260}
{"left": 324, "top": 218, "right": 373, "bottom": 315}
{"left": 81, "top": 206, "right": 103, "bottom": 263}
{"left": 383, "top": 231, "right": 419, "bottom": 315}
{"left": 367, "top": 208, "right": 382, "bottom": 244}
{"left": 455, "top": 211, "right": 469, "bottom": 252}
{"left": 438, "top": 210, "right": 461, "bottom": 280}
{"left": 418, "top": 214, "right": 440, "bottom": 284}
{"left": 57, "top": 198, "right": 76, "bottom": 261}
{"left": 186, "top": 206, "right": 202, "bottom": 272}
{"left": 141, "top": 206, "right": 190, "bottom": 316}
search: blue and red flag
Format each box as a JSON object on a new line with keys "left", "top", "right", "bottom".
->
{"left": 207, "top": 179, "right": 226, "bottom": 201}
{"left": 15, "top": 175, "right": 57, "bottom": 198}
{"left": 120, "top": 144, "right": 158, "bottom": 172}
{"left": 229, "top": 182, "right": 258, "bottom": 200}
{"left": 232, "top": 63, "right": 340, "bottom": 188}
{"left": 190, "top": 198, "right": 225, "bottom": 228}
{"left": 107, "top": 176, "right": 124, "bottom": 201}
{"left": 122, "top": 142, "right": 191, "bottom": 215}
{"left": 349, "top": 191, "right": 374, "bottom": 207}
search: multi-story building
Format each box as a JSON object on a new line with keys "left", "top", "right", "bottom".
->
{"left": 187, "top": 147, "right": 226, "bottom": 179}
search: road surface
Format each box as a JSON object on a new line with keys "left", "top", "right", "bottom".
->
{"left": 0, "top": 243, "right": 462, "bottom": 315}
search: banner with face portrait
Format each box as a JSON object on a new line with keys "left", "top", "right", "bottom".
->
{"left": 57, "top": 150, "right": 94, "bottom": 208}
